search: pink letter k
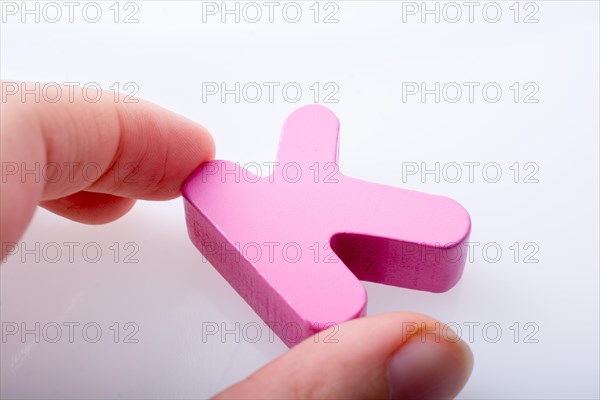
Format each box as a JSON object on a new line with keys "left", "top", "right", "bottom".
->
{"left": 183, "top": 105, "right": 471, "bottom": 347}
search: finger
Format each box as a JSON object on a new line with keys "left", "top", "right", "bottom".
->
{"left": 1, "top": 82, "right": 215, "bottom": 252}
{"left": 40, "top": 192, "right": 137, "bottom": 224}
{"left": 215, "top": 312, "right": 473, "bottom": 400}
{"left": 2, "top": 84, "right": 215, "bottom": 201}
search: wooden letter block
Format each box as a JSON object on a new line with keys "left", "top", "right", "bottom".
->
{"left": 183, "top": 105, "right": 471, "bottom": 347}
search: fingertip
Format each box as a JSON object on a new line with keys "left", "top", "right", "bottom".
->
{"left": 215, "top": 312, "right": 473, "bottom": 399}
{"left": 387, "top": 321, "right": 474, "bottom": 399}
{"left": 94, "top": 100, "right": 217, "bottom": 200}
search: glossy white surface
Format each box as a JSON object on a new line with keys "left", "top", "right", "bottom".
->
{"left": 1, "top": 1, "right": 599, "bottom": 398}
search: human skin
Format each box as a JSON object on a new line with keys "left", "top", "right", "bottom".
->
{"left": 0, "top": 83, "right": 473, "bottom": 399}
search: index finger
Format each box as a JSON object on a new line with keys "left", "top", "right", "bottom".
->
{"left": 1, "top": 82, "right": 215, "bottom": 250}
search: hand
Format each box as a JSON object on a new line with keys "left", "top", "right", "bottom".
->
{"left": 1, "top": 83, "right": 473, "bottom": 399}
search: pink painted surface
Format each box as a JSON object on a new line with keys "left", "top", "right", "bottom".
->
{"left": 183, "top": 105, "right": 471, "bottom": 347}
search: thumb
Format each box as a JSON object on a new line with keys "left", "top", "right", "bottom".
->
{"left": 215, "top": 312, "right": 474, "bottom": 399}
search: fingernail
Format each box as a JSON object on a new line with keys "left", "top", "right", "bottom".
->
{"left": 388, "top": 332, "right": 473, "bottom": 399}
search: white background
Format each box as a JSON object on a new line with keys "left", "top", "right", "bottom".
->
{"left": 1, "top": 1, "right": 599, "bottom": 398}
